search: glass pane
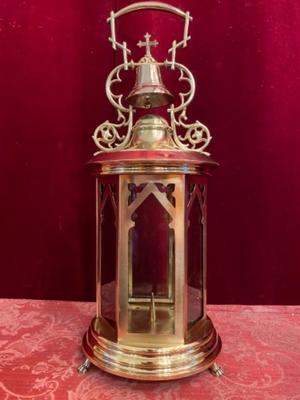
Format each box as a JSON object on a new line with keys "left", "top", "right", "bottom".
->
{"left": 187, "top": 185, "right": 204, "bottom": 325}
{"left": 100, "top": 185, "right": 117, "bottom": 324}
{"left": 127, "top": 183, "right": 175, "bottom": 335}
{"left": 130, "top": 193, "right": 170, "bottom": 298}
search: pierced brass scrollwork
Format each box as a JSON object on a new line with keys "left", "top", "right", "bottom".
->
{"left": 92, "top": 1, "right": 212, "bottom": 155}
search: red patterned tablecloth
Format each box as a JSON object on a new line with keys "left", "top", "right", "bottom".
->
{"left": 0, "top": 299, "right": 300, "bottom": 399}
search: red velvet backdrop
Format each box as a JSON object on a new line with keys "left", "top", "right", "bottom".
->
{"left": 0, "top": 0, "right": 300, "bottom": 304}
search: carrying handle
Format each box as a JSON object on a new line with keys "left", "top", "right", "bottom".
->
{"left": 108, "top": 1, "right": 192, "bottom": 20}
{"left": 107, "top": 1, "right": 192, "bottom": 66}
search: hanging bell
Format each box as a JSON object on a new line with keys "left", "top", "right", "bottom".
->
{"left": 127, "top": 62, "right": 174, "bottom": 109}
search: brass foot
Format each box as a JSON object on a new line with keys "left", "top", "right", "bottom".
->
{"left": 209, "top": 362, "right": 224, "bottom": 377}
{"left": 78, "top": 358, "right": 91, "bottom": 374}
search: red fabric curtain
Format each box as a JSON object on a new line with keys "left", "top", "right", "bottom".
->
{"left": 0, "top": 0, "right": 299, "bottom": 304}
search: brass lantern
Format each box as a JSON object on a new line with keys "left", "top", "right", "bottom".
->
{"left": 78, "top": 1, "right": 224, "bottom": 380}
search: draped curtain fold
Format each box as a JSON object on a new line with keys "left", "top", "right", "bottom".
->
{"left": 0, "top": 0, "right": 299, "bottom": 303}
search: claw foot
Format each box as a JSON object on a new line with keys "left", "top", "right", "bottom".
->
{"left": 78, "top": 358, "right": 91, "bottom": 374}
{"left": 209, "top": 362, "right": 224, "bottom": 377}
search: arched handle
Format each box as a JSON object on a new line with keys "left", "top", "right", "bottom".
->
{"left": 107, "top": 1, "right": 192, "bottom": 65}
{"left": 108, "top": 1, "right": 192, "bottom": 20}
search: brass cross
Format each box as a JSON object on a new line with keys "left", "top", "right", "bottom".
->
{"left": 137, "top": 33, "right": 158, "bottom": 57}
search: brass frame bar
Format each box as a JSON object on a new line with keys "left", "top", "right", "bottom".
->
{"left": 168, "top": 229, "right": 175, "bottom": 301}
{"left": 174, "top": 175, "right": 186, "bottom": 341}
{"left": 118, "top": 174, "right": 185, "bottom": 345}
{"left": 128, "top": 297, "right": 173, "bottom": 304}
{"left": 118, "top": 176, "right": 129, "bottom": 339}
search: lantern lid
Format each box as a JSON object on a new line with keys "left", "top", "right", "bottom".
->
{"left": 88, "top": 149, "right": 218, "bottom": 175}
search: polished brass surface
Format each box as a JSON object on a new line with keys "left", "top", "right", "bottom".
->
{"left": 82, "top": 316, "right": 222, "bottom": 380}
{"left": 127, "top": 60, "right": 174, "bottom": 108}
{"left": 118, "top": 175, "right": 185, "bottom": 345}
{"left": 100, "top": 162, "right": 201, "bottom": 175}
{"left": 81, "top": 1, "right": 223, "bottom": 381}
{"left": 128, "top": 302, "right": 174, "bottom": 335}
{"left": 81, "top": 169, "right": 223, "bottom": 379}
{"left": 127, "top": 33, "right": 173, "bottom": 108}
{"left": 131, "top": 115, "right": 173, "bottom": 150}
{"left": 89, "top": 150, "right": 218, "bottom": 176}
{"left": 150, "top": 292, "right": 156, "bottom": 323}
{"left": 92, "top": 1, "right": 212, "bottom": 154}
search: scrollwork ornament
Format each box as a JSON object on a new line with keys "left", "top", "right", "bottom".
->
{"left": 92, "top": 108, "right": 133, "bottom": 154}
{"left": 92, "top": 61, "right": 136, "bottom": 154}
{"left": 164, "top": 61, "right": 195, "bottom": 112}
{"left": 92, "top": 5, "right": 212, "bottom": 155}
{"left": 106, "top": 63, "right": 133, "bottom": 113}
{"left": 163, "top": 61, "right": 211, "bottom": 155}
{"left": 170, "top": 106, "right": 212, "bottom": 155}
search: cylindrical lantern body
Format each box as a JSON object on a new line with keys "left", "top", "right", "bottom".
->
{"left": 82, "top": 150, "right": 222, "bottom": 380}
{"left": 79, "top": 1, "right": 224, "bottom": 381}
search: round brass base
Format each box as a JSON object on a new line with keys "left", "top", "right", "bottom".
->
{"left": 82, "top": 318, "right": 222, "bottom": 381}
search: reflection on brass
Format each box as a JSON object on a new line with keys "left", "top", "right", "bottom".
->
{"left": 93, "top": 316, "right": 117, "bottom": 342}
{"left": 131, "top": 115, "right": 174, "bottom": 150}
{"left": 186, "top": 317, "right": 212, "bottom": 344}
{"left": 127, "top": 63, "right": 173, "bottom": 109}
{"left": 101, "top": 162, "right": 202, "bottom": 175}
{"left": 119, "top": 175, "right": 182, "bottom": 345}
{"left": 81, "top": 1, "right": 223, "bottom": 381}
{"left": 82, "top": 315, "right": 222, "bottom": 380}
{"left": 127, "top": 35, "right": 174, "bottom": 108}
{"left": 128, "top": 302, "right": 174, "bottom": 335}
{"left": 150, "top": 292, "right": 156, "bottom": 323}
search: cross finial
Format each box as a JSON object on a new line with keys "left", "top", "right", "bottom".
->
{"left": 137, "top": 33, "right": 158, "bottom": 57}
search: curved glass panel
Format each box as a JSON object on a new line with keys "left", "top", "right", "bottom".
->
{"left": 187, "top": 184, "right": 204, "bottom": 325}
{"left": 100, "top": 184, "right": 117, "bottom": 325}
